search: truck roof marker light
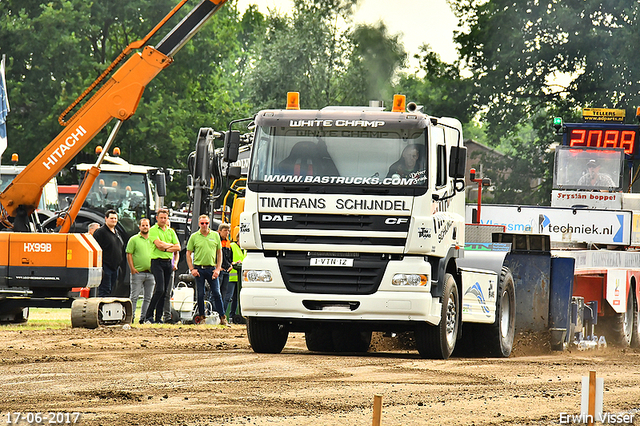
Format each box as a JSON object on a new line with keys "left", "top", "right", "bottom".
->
{"left": 112, "top": 147, "right": 121, "bottom": 157}
{"left": 286, "top": 92, "right": 300, "bottom": 110}
{"left": 391, "top": 94, "right": 406, "bottom": 112}
{"left": 11, "top": 153, "right": 18, "bottom": 164}
{"left": 95, "top": 146, "right": 103, "bottom": 155}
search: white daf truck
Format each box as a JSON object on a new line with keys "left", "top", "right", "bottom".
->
{"left": 233, "top": 94, "right": 517, "bottom": 359}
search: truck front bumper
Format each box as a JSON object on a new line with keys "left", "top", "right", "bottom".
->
{"left": 240, "top": 254, "right": 442, "bottom": 325}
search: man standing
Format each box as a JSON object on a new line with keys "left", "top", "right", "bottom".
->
{"left": 218, "top": 223, "right": 234, "bottom": 317}
{"left": 186, "top": 214, "right": 226, "bottom": 325}
{"left": 126, "top": 218, "right": 155, "bottom": 324}
{"left": 92, "top": 210, "right": 123, "bottom": 297}
{"left": 227, "top": 227, "right": 246, "bottom": 323}
{"left": 145, "top": 209, "right": 180, "bottom": 323}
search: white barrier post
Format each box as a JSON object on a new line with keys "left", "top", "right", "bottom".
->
{"left": 580, "top": 370, "right": 603, "bottom": 425}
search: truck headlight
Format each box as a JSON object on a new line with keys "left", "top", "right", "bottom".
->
{"left": 392, "top": 273, "right": 428, "bottom": 286}
{"left": 243, "top": 270, "right": 273, "bottom": 282}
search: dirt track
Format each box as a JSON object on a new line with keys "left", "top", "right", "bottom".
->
{"left": 1, "top": 325, "right": 640, "bottom": 426}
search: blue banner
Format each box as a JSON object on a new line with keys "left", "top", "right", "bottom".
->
{"left": 0, "top": 55, "right": 9, "bottom": 156}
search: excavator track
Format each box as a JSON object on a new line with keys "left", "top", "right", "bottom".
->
{"left": 71, "top": 298, "right": 133, "bottom": 328}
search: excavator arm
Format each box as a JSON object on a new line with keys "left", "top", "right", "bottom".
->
{"left": 0, "top": 0, "right": 227, "bottom": 230}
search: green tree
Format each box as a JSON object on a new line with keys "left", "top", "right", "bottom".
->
{"left": 396, "top": 45, "right": 474, "bottom": 125}
{"left": 339, "top": 22, "right": 406, "bottom": 104}
{"left": 452, "top": 0, "right": 640, "bottom": 133}
{"left": 0, "top": 0, "right": 260, "bottom": 204}
{"left": 246, "top": 0, "right": 406, "bottom": 109}
{"left": 449, "top": 0, "right": 640, "bottom": 203}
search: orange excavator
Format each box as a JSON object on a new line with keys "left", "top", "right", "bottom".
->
{"left": 0, "top": 0, "right": 227, "bottom": 326}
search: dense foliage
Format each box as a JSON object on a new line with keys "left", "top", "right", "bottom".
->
{"left": 451, "top": 0, "right": 640, "bottom": 203}
{"left": 2, "top": 0, "right": 637, "bottom": 206}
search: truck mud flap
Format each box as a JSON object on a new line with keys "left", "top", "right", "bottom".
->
{"left": 548, "top": 256, "right": 575, "bottom": 350}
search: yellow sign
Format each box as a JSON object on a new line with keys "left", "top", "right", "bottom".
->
{"left": 582, "top": 108, "right": 626, "bottom": 122}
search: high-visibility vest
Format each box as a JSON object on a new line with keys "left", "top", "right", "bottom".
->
{"left": 229, "top": 242, "right": 246, "bottom": 282}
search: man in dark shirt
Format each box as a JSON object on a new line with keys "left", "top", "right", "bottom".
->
{"left": 93, "top": 209, "right": 124, "bottom": 297}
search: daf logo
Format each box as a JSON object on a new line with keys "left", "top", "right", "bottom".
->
{"left": 385, "top": 217, "right": 409, "bottom": 225}
{"left": 262, "top": 214, "right": 293, "bottom": 222}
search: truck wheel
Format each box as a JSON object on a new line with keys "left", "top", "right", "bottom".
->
{"left": 415, "top": 273, "right": 459, "bottom": 359}
{"left": 475, "top": 268, "right": 516, "bottom": 357}
{"left": 601, "top": 291, "right": 634, "bottom": 347}
{"left": 305, "top": 327, "right": 335, "bottom": 352}
{"left": 631, "top": 290, "right": 640, "bottom": 349}
{"left": 332, "top": 328, "right": 372, "bottom": 353}
{"left": 247, "top": 317, "right": 289, "bottom": 354}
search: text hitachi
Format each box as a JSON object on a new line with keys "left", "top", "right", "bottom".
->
{"left": 42, "top": 125, "right": 87, "bottom": 170}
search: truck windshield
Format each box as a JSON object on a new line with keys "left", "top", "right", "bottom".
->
{"left": 249, "top": 126, "right": 427, "bottom": 187}
{"left": 553, "top": 147, "right": 623, "bottom": 191}
{"left": 84, "top": 171, "right": 150, "bottom": 235}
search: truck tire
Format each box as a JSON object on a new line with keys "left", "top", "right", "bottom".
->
{"left": 247, "top": 317, "right": 289, "bottom": 354}
{"left": 472, "top": 268, "right": 516, "bottom": 357}
{"left": 631, "top": 290, "right": 640, "bottom": 349}
{"left": 332, "top": 328, "right": 372, "bottom": 353}
{"left": 601, "top": 291, "right": 634, "bottom": 347}
{"left": 305, "top": 327, "right": 335, "bottom": 352}
{"left": 415, "top": 273, "right": 459, "bottom": 359}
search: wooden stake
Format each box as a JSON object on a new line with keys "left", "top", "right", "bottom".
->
{"left": 372, "top": 394, "right": 382, "bottom": 426}
{"left": 588, "top": 370, "right": 596, "bottom": 426}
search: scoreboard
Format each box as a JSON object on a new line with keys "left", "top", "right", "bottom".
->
{"left": 565, "top": 124, "right": 638, "bottom": 156}
{"left": 558, "top": 108, "right": 640, "bottom": 158}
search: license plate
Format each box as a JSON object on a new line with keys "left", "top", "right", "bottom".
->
{"left": 309, "top": 258, "right": 354, "bottom": 267}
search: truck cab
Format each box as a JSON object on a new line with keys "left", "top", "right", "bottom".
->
{"left": 72, "top": 155, "right": 164, "bottom": 237}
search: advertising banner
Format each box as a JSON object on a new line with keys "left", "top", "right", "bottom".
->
{"left": 466, "top": 204, "right": 632, "bottom": 246}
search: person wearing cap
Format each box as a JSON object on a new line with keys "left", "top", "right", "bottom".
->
{"left": 578, "top": 159, "right": 616, "bottom": 187}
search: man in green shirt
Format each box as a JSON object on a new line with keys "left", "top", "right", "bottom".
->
{"left": 145, "top": 208, "right": 180, "bottom": 323}
{"left": 186, "top": 214, "right": 225, "bottom": 325}
{"left": 126, "top": 218, "right": 155, "bottom": 324}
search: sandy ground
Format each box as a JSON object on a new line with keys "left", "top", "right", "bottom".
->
{"left": 1, "top": 324, "right": 639, "bottom": 426}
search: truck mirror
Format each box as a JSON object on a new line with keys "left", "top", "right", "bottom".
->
{"left": 228, "top": 166, "right": 242, "bottom": 180}
{"left": 449, "top": 146, "right": 467, "bottom": 179}
{"left": 223, "top": 131, "right": 240, "bottom": 163}
{"left": 155, "top": 171, "right": 167, "bottom": 197}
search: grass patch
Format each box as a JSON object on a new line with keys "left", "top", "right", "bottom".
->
{"left": 0, "top": 308, "right": 72, "bottom": 330}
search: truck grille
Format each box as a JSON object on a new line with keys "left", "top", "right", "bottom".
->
{"left": 259, "top": 213, "right": 408, "bottom": 247}
{"left": 277, "top": 252, "right": 388, "bottom": 295}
